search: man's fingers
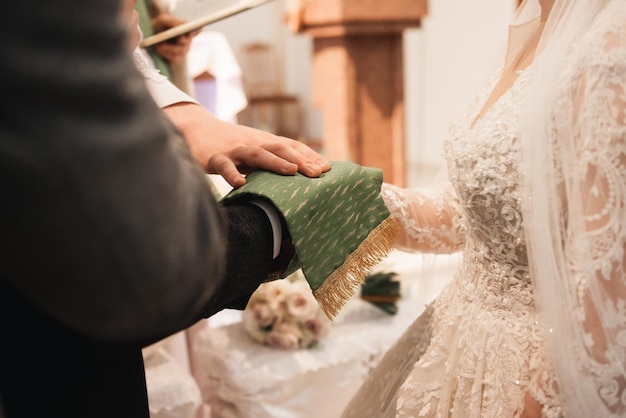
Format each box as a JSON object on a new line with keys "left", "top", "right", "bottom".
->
{"left": 207, "top": 141, "right": 329, "bottom": 189}
{"left": 261, "top": 140, "right": 328, "bottom": 177}
{"left": 208, "top": 154, "right": 246, "bottom": 188}
{"left": 289, "top": 140, "right": 330, "bottom": 172}
{"left": 232, "top": 146, "right": 298, "bottom": 175}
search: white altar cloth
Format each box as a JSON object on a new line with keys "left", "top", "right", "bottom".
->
{"left": 145, "top": 347, "right": 203, "bottom": 418}
{"left": 191, "top": 252, "right": 459, "bottom": 418}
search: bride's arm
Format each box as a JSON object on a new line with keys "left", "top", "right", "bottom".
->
{"left": 381, "top": 183, "right": 465, "bottom": 254}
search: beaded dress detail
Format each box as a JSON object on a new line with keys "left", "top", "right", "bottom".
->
{"left": 344, "top": 66, "right": 544, "bottom": 418}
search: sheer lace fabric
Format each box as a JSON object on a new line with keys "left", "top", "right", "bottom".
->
{"left": 381, "top": 185, "right": 465, "bottom": 255}
{"left": 527, "top": 3, "right": 626, "bottom": 415}
{"left": 342, "top": 2, "right": 626, "bottom": 417}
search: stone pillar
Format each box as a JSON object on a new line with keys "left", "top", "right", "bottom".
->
{"left": 294, "top": 0, "right": 427, "bottom": 186}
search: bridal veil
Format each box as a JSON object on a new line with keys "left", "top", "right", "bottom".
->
{"left": 518, "top": 0, "right": 626, "bottom": 415}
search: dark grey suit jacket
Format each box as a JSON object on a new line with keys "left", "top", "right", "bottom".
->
{"left": 0, "top": 1, "right": 276, "bottom": 416}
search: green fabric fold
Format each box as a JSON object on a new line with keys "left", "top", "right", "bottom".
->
{"left": 222, "top": 161, "right": 397, "bottom": 319}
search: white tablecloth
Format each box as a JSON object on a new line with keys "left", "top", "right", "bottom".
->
{"left": 145, "top": 347, "right": 203, "bottom": 418}
{"left": 190, "top": 251, "right": 459, "bottom": 418}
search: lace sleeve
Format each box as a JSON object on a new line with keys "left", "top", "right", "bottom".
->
{"left": 527, "top": 367, "right": 563, "bottom": 418}
{"left": 381, "top": 183, "right": 465, "bottom": 254}
{"left": 568, "top": 20, "right": 626, "bottom": 415}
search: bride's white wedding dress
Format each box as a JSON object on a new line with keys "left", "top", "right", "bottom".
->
{"left": 341, "top": 2, "right": 626, "bottom": 417}
{"left": 344, "top": 67, "right": 542, "bottom": 418}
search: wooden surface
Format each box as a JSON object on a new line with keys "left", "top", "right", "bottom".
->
{"left": 301, "top": 0, "right": 427, "bottom": 27}
{"left": 297, "top": 0, "right": 427, "bottom": 186}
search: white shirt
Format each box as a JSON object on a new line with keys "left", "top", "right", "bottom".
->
{"left": 133, "top": 47, "right": 198, "bottom": 108}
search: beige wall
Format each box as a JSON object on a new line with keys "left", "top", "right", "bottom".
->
{"left": 403, "top": 0, "right": 517, "bottom": 186}
{"left": 180, "top": 0, "right": 517, "bottom": 186}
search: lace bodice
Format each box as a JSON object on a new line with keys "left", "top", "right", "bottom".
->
{"left": 381, "top": 66, "right": 531, "bottom": 274}
{"left": 383, "top": 62, "right": 534, "bottom": 307}
{"left": 379, "top": 63, "right": 542, "bottom": 418}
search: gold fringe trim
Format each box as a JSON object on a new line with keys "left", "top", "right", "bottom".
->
{"left": 313, "top": 215, "right": 399, "bottom": 320}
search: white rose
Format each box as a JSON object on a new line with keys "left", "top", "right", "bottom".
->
{"left": 286, "top": 282, "right": 318, "bottom": 319}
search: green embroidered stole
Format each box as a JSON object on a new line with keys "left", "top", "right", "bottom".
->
{"left": 222, "top": 161, "right": 398, "bottom": 319}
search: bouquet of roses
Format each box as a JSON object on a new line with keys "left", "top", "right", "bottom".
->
{"left": 242, "top": 272, "right": 331, "bottom": 350}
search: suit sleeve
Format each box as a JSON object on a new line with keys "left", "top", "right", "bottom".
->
{"left": 0, "top": 0, "right": 272, "bottom": 344}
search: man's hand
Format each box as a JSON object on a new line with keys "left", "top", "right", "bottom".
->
{"left": 163, "top": 102, "right": 330, "bottom": 187}
{"left": 151, "top": 13, "right": 199, "bottom": 64}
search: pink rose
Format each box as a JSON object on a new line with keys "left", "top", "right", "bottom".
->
{"left": 249, "top": 280, "right": 291, "bottom": 306}
{"left": 242, "top": 275, "right": 332, "bottom": 349}
{"left": 266, "top": 321, "right": 303, "bottom": 349}
{"left": 249, "top": 301, "right": 278, "bottom": 328}
{"left": 265, "top": 280, "right": 291, "bottom": 301}
{"left": 285, "top": 283, "right": 317, "bottom": 318}
{"left": 304, "top": 316, "right": 329, "bottom": 339}
{"left": 266, "top": 330, "right": 299, "bottom": 350}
